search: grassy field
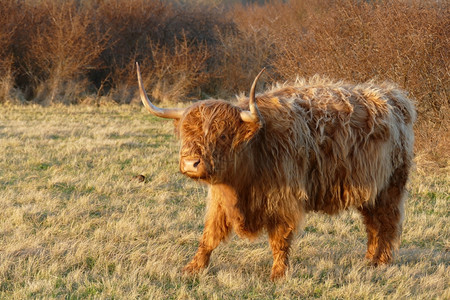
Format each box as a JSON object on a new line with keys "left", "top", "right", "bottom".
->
{"left": 0, "top": 105, "right": 448, "bottom": 299}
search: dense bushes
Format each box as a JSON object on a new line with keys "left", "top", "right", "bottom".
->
{"left": 0, "top": 1, "right": 448, "bottom": 127}
{"left": 0, "top": 0, "right": 231, "bottom": 104}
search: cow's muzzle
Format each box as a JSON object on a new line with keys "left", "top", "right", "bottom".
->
{"left": 180, "top": 157, "right": 207, "bottom": 179}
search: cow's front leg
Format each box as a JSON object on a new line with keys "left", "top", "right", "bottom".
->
{"left": 183, "top": 201, "right": 231, "bottom": 274}
{"left": 268, "top": 223, "right": 293, "bottom": 281}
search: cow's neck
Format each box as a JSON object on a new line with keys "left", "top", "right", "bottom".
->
{"left": 210, "top": 182, "right": 266, "bottom": 239}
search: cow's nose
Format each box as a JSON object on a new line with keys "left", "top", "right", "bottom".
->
{"left": 181, "top": 158, "right": 201, "bottom": 174}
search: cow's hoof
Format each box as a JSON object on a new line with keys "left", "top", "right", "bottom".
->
{"left": 182, "top": 261, "right": 204, "bottom": 275}
{"left": 369, "top": 255, "right": 391, "bottom": 267}
{"left": 270, "top": 267, "right": 286, "bottom": 281}
{"left": 365, "top": 251, "right": 374, "bottom": 260}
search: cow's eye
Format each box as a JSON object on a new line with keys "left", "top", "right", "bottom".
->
{"left": 220, "top": 134, "right": 227, "bottom": 141}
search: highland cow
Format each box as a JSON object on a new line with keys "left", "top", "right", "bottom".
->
{"left": 136, "top": 63, "right": 416, "bottom": 280}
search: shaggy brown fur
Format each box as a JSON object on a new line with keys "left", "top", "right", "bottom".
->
{"left": 149, "top": 76, "right": 415, "bottom": 280}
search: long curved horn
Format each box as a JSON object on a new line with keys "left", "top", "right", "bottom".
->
{"left": 136, "top": 62, "right": 185, "bottom": 119}
{"left": 240, "top": 68, "right": 265, "bottom": 125}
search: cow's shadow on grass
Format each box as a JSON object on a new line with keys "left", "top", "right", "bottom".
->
{"left": 186, "top": 241, "right": 448, "bottom": 282}
{"left": 396, "top": 247, "right": 449, "bottom": 265}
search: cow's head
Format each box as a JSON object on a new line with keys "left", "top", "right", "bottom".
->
{"left": 136, "top": 63, "right": 264, "bottom": 182}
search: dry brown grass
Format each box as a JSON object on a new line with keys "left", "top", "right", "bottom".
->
{"left": 0, "top": 105, "right": 448, "bottom": 298}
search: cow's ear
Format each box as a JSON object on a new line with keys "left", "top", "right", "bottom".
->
{"left": 235, "top": 119, "right": 262, "bottom": 146}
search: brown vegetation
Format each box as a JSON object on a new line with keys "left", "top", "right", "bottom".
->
{"left": 0, "top": 0, "right": 448, "bottom": 164}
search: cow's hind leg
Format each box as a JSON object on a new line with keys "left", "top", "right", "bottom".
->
{"left": 268, "top": 223, "right": 293, "bottom": 280}
{"left": 358, "top": 206, "right": 379, "bottom": 261}
{"left": 183, "top": 201, "right": 231, "bottom": 274}
{"left": 359, "top": 166, "right": 408, "bottom": 265}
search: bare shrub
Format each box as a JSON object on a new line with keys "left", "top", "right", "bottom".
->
{"left": 138, "top": 35, "right": 210, "bottom": 103}
{"left": 0, "top": 57, "right": 15, "bottom": 104}
{"left": 213, "top": 5, "right": 275, "bottom": 95}
{"left": 0, "top": 0, "right": 21, "bottom": 103}
{"left": 94, "top": 0, "right": 230, "bottom": 103}
{"left": 93, "top": 0, "right": 171, "bottom": 91}
{"left": 23, "top": 0, "right": 108, "bottom": 104}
